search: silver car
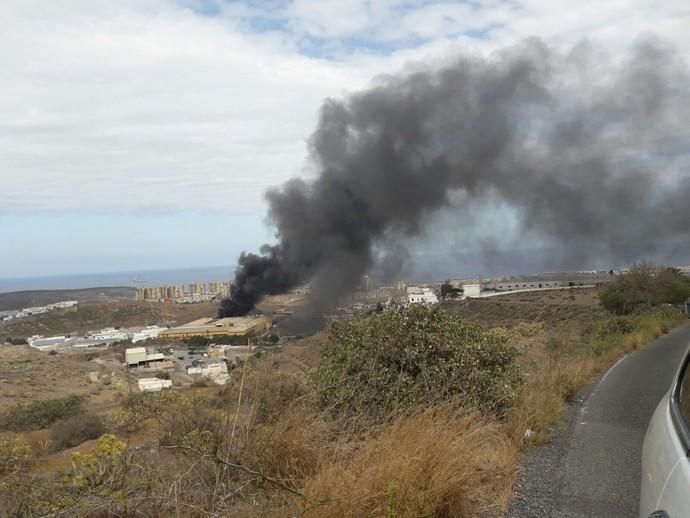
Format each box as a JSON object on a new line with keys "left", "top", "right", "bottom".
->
{"left": 640, "top": 346, "right": 690, "bottom": 518}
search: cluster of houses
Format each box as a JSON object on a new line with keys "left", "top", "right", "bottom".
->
{"left": 0, "top": 300, "right": 78, "bottom": 322}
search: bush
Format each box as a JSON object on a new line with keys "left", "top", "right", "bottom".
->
{"left": 312, "top": 304, "right": 521, "bottom": 420}
{"left": 122, "top": 392, "right": 165, "bottom": 419}
{"left": 50, "top": 413, "right": 105, "bottom": 451}
{"left": 155, "top": 371, "right": 170, "bottom": 380}
{"left": 0, "top": 395, "right": 85, "bottom": 431}
{"left": 585, "top": 307, "right": 685, "bottom": 356}
{"left": 600, "top": 263, "right": 690, "bottom": 315}
{"left": 0, "top": 435, "right": 31, "bottom": 477}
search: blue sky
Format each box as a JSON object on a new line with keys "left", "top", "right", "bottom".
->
{"left": 1, "top": 211, "right": 271, "bottom": 277}
{"left": 1, "top": 0, "right": 688, "bottom": 279}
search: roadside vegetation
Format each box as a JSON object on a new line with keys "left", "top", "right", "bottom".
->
{"left": 600, "top": 263, "right": 690, "bottom": 315}
{"left": 0, "top": 268, "right": 688, "bottom": 516}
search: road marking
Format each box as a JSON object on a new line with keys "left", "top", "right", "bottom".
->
{"left": 576, "top": 354, "right": 630, "bottom": 426}
{"left": 598, "top": 354, "right": 629, "bottom": 386}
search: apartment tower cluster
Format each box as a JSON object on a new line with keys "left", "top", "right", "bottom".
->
{"left": 135, "top": 281, "right": 231, "bottom": 303}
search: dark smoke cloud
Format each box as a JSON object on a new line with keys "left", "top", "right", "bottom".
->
{"left": 220, "top": 37, "right": 690, "bottom": 317}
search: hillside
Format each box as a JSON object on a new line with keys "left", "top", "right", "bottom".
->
{"left": 0, "top": 286, "right": 136, "bottom": 311}
{"left": 0, "top": 345, "right": 125, "bottom": 408}
{"left": 0, "top": 300, "right": 219, "bottom": 338}
{"left": 442, "top": 288, "right": 606, "bottom": 331}
{"left": 1, "top": 285, "right": 685, "bottom": 517}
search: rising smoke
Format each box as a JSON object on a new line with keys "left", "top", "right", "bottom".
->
{"left": 219, "top": 37, "right": 690, "bottom": 317}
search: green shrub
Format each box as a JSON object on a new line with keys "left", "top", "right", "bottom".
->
{"left": 312, "top": 304, "right": 521, "bottom": 420}
{"left": 585, "top": 307, "right": 685, "bottom": 356}
{"left": 0, "top": 395, "right": 85, "bottom": 431}
{"left": 50, "top": 413, "right": 105, "bottom": 451}
{"left": 155, "top": 371, "right": 170, "bottom": 380}
{"left": 122, "top": 392, "right": 165, "bottom": 420}
{"left": 600, "top": 263, "right": 690, "bottom": 315}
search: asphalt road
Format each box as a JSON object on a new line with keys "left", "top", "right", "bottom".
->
{"left": 507, "top": 323, "right": 690, "bottom": 518}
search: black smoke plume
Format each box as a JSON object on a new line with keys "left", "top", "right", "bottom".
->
{"left": 220, "top": 37, "right": 690, "bottom": 317}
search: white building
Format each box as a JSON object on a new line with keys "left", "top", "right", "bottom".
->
{"left": 28, "top": 335, "right": 68, "bottom": 349}
{"left": 91, "top": 328, "right": 129, "bottom": 341}
{"left": 462, "top": 284, "right": 481, "bottom": 298}
{"left": 406, "top": 286, "right": 439, "bottom": 304}
{"left": 22, "top": 306, "right": 49, "bottom": 316}
{"left": 48, "top": 300, "right": 78, "bottom": 309}
{"left": 131, "top": 326, "right": 163, "bottom": 343}
{"left": 186, "top": 361, "right": 229, "bottom": 385}
{"left": 137, "top": 377, "right": 173, "bottom": 392}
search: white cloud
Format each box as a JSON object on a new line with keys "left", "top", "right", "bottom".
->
{"left": 1, "top": 0, "right": 689, "bottom": 214}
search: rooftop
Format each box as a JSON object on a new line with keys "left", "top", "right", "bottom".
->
{"left": 169, "top": 316, "right": 267, "bottom": 332}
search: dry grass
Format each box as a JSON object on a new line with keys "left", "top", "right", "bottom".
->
{"left": 247, "top": 408, "right": 328, "bottom": 482}
{"left": 442, "top": 288, "right": 606, "bottom": 331}
{"left": 4, "top": 288, "right": 685, "bottom": 517}
{"left": 506, "top": 356, "right": 595, "bottom": 444}
{"left": 303, "top": 406, "right": 518, "bottom": 518}
{"left": 506, "top": 308, "right": 687, "bottom": 446}
{"left": 0, "top": 346, "right": 103, "bottom": 407}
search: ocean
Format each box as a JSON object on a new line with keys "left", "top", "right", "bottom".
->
{"left": 0, "top": 266, "right": 234, "bottom": 293}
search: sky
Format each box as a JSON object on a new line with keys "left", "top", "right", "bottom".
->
{"left": 1, "top": 0, "right": 689, "bottom": 279}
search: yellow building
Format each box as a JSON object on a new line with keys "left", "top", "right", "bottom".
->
{"left": 158, "top": 316, "right": 271, "bottom": 341}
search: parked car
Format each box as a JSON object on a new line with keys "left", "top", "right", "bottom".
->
{"left": 640, "top": 345, "right": 690, "bottom": 517}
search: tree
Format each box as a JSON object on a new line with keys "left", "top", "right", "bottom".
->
{"left": 440, "top": 280, "right": 453, "bottom": 299}
{"left": 440, "top": 280, "right": 460, "bottom": 299}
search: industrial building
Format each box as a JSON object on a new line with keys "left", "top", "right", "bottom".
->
{"left": 90, "top": 327, "right": 129, "bottom": 341}
{"left": 28, "top": 335, "right": 68, "bottom": 349}
{"left": 186, "top": 361, "right": 229, "bottom": 385}
{"left": 125, "top": 347, "right": 172, "bottom": 370}
{"left": 29, "top": 333, "right": 123, "bottom": 350}
{"left": 131, "top": 325, "right": 163, "bottom": 343}
{"left": 483, "top": 280, "right": 570, "bottom": 291}
{"left": 158, "top": 316, "right": 271, "bottom": 341}
{"left": 462, "top": 283, "right": 481, "bottom": 297}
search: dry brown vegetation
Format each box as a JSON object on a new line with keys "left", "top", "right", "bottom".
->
{"left": 303, "top": 407, "right": 517, "bottom": 518}
{"left": 0, "top": 345, "right": 127, "bottom": 408}
{"left": 442, "top": 287, "right": 606, "bottom": 330}
{"left": 0, "top": 287, "right": 686, "bottom": 517}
